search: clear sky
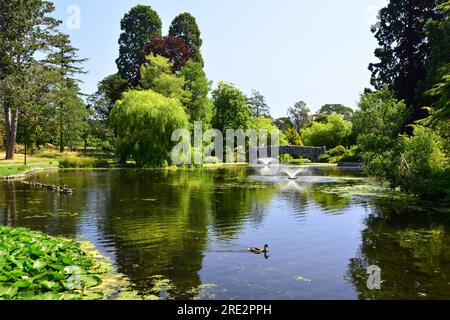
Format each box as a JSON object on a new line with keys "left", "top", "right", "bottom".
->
{"left": 52, "top": 0, "right": 387, "bottom": 118}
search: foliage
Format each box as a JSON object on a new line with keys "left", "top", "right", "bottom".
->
{"left": 59, "top": 157, "right": 110, "bottom": 169}
{"left": 274, "top": 117, "right": 294, "bottom": 131}
{"left": 302, "top": 115, "right": 352, "bottom": 149}
{"left": 423, "top": 1, "right": 450, "bottom": 99}
{"left": 110, "top": 90, "right": 189, "bottom": 167}
{"left": 365, "top": 126, "right": 449, "bottom": 200}
{"left": 143, "top": 35, "right": 191, "bottom": 73}
{"left": 328, "top": 145, "right": 346, "bottom": 157}
{"left": 212, "top": 82, "right": 252, "bottom": 133}
{"left": 179, "top": 61, "right": 213, "bottom": 124}
{"left": 283, "top": 127, "right": 303, "bottom": 146}
{"left": 139, "top": 54, "right": 193, "bottom": 123}
{"left": 353, "top": 86, "right": 409, "bottom": 139}
{"left": 424, "top": 63, "right": 450, "bottom": 125}
{"left": 279, "top": 154, "right": 293, "bottom": 164}
{"left": 116, "top": 5, "right": 162, "bottom": 85}
{"left": 354, "top": 87, "right": 410, "bottom": 167}
{"left": 246, "top": 90, "right": 270, "bottom": 118}
{"left": 288, "top": 101, "right": 310, "bottom": 131}
{"left": 251, "top": 117, "right": 287, "bottom": 146}
{"left": 318, "top": 104, "right": 354, "bottom": 122}
{"left": 0, "top": 226, "right": 111, "bottom": 300}
{"left": 93, "top": 74, "right": 129, "bottom": 119}
{"left": 318, "top": 154, "right": 330, "bottom": 163}
{"left": 368, "top": 0, "right": 443, "bottom": 124}
{"left": 340, "top": 146, "right": 363, "bottom": 163}
{"left": 140, "top": 55, "right": 190, "bottom": 102}
{"left": 169, "top": 13, "right": 204, "bottom": 65}
{"left": 0, "top": 0, "right": 85, "bottom": 160}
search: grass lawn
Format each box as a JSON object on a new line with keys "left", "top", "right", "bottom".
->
{"left": 0, "top": 152, "right": 59, "bottom": 177}
{"left": 0, "top": 150, "right": 117, "bottom": 177}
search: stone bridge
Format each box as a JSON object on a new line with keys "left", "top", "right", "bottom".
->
{"left": 254, "top": 146, "right": 327, "bottom": 162}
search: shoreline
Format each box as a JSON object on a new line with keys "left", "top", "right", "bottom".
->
{"left": 0, "top": 162, "right": 346, "bottom": 181}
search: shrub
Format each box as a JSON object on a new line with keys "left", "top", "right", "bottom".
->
{"left": 366, "top": 126, "right": 449, "bottom": 200}
{"left": 283, "top": 127, "right": 303, "bottom": 146}
{"left": 302, "top": 115, "right": 352, "bottom": 149}
{"left": 328, "top": 145, "right": 346, "bottom": 157}
{"left": 340, "top": 146, "right": 363, "bottom": 162}
{"left": 289, "top": 158, "right": 312, "bottom": 165}
{"left": 280, "top": 154, "right": 293, "bottom": 163}
{"left": 318, "top": 154, "right": 330, "bottom": 163}
{"left": 59, "top": 157, "right": 111, "bottom": 169}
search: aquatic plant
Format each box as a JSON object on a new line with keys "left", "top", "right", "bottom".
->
{"left": 0, "top": 226, "right": 116, "bottom": 300}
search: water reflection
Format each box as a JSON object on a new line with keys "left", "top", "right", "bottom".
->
{"left": 346, "top": 202, "right": 450, "bottom": 300}
{"left": 0, "top": 167, "right": 449, "bottom": 299}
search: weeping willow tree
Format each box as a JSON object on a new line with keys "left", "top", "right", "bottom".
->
{"left": 110, "top": 90, "right": 189, "bottom": 167}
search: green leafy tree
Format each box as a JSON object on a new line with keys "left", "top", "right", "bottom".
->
{"left": 283, "top": 127, "right": 304, "bottom": 146}
{"left": 288, "top": 101, "right": 311, "bottom": 132}
{"left": 274, "top": 117, "right": 294, "bottom": 131}
{"left": 169, "top": 13, "right": 204, "bottom": 65}
{"left": 423, "top": 1, "right": 450, "bottom": 97}
{"left": 422, "top": 1, "right": 450, "bottom": 126}
{"left": 366, "top": 126, "right": 449, "bottom": 199}
{"left": 116, "top": 5, "right": 162, "bottom": 85}
{"left": 252, "top": 117, "right": 287, "bottom": 146}
{"left": 212, "top": 82, "right": 252, "bottom": 132}
{"left": 353, "top": 86, "right": 409, "bottom": 140}
{"left": 140, "top": 55, "right": 190, "bottom": 102}
{"left": 368, "top": 0, "right": 443, "bottom": 125}
{"left": 302, "top": 115, "right": 352, "bottom": 149}
{"left": 93, "top": 74, "right": 129, "bottom": 120}
{"left": 178, "top": 60, "right": 213, "bottom": 124}
{"left": 110, "top": 90, "right": 189, "bottom": 166}
{"left": 317, "top": 104, "right": 354, "bottom": 122}
{"left": 247, "top": 90, "right": 270, "bottom": 118}
{"left": 0, "top": 0, "right": 79, "bottom": 159}
{"left": 52, "top": 81, "right": 88, "bottom": 152}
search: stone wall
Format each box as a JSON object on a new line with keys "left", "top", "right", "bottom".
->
{"left": 255, "top": 146, "right": 327, "bottom": 162}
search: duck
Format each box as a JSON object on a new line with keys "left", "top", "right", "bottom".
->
{"left": 248, "top": 244, "right": 269, "bottom": 254}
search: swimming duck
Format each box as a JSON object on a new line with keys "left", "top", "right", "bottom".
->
{"left": 248, "top": 244, "right": 269, "bottom": 254}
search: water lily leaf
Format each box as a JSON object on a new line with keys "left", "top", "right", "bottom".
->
{"left": 0, "top": 286, "right": 18, "bottom": 297}
{"left": 14, "top": 280, "right": 32, "bottom": 288}
{"left": 50, "top": 264, "right": 64, "bottom": 271}
{"left": 33, "top": 259, "right": 47, "bottom": 270}
{"left": 81, "top": 275, "right": 102, "bottom": 288}
{"left": 39, "top": 280, "right": 59, "bottom": 291}
{"left": 51, "top": 272, "right": 65, "bottom": 281}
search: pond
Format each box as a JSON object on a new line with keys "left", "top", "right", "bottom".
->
{"left": 1, "top": 166, "right": 450, "bottom": 300}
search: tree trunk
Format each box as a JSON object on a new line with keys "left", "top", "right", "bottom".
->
{"left": 59, "top": 121, "right": 64, "bottom": 153}
{"left": 4, "top": 106, "right": 18, "bottom": 160}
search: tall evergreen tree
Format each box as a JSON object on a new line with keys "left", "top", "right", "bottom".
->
{"left": 424, "top": 1, "right": 450, "bottom": 101}
{"left": 368, "top": 0, "right": 443, "bottom": 126}
{"left": 169, "top": 13, "right": 204, "bottom": 65}
{"left": 0, "top": 0, "right": 75, "bottom": 159}
{"left": 247, "top": 90, "right": 270, "bottom": 118}
{"left": 116, "top": 5, "right": 162, "bottom": 85}
{"left": 288, "top": 101, "right": 311, "bottom": 132}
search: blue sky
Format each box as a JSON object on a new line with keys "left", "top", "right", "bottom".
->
{"left": 53, "top": 0, "right": 387, "bottom": 118}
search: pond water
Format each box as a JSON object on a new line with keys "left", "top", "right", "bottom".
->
{"left": 1, "top": 166, "right": 450, "bottom": 300}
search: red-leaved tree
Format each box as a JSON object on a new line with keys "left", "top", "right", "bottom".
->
{"left": 142, "top": 35, "right": 191, "bottom": 73}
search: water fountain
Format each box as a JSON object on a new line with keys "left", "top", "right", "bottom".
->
{"left": 257, "top": 158, "right": 277, "bottom": 167}
{"left": 281, "top": 167, "right": 305, "bottom": 180}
